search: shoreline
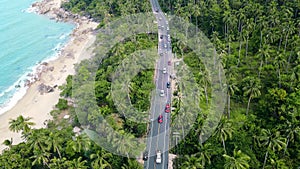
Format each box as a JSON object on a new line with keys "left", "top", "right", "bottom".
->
{"left": 0, "top": 0, "right": 98, "bottom": 151}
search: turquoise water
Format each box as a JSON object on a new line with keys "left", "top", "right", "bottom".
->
{"left": 0, "top": 0, "right": 74, "bottom": 114}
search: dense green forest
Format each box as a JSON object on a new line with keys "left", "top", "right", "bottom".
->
{"left": 1, "top": 0, "right": 300, "bottom": 168}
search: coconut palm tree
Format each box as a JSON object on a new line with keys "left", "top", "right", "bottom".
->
{"left": 257, "top": 44, "right": 271, "bottom": 78}
{"left": 283, "top": 120, "right": 300, "bottom": 155}
{"left": 9, "top": 115, "right": 35, "bottom": 134}
{"left": 31, "top": 149, "right": 51, "bottom": 168}
{"left": 180, "top": 154, "right": 204, "bottom": 169}
{"left": 258, "top": 129, "right": 286, "bottom": 169}
{"left": 274, "top": 52, "right": 287, "bottom": 87}
{"left": 213, "top": 118, "right": 233, "bottom": 154}
{"left": 2, "top": 138, "right": 13, "bottom": 149}
{"left": 242, "top": 77, "right": 261, "bottom": 116}
{"left": 121, "top": 158, "right": 143, "bottom": 169}
{"left": 195, "top": 143, "right": 214, "bottom": 167}
{"left": 90, "top": 149, "right": 112, "bottom": 169}
{"left": 66, "top": 157, "right": 88, "bottom": 169}
{"left": 225, "top": 67, "right": 239, "bottom": 119}
{"left": 223, "top": 149, "right": 251, "bottom": 169}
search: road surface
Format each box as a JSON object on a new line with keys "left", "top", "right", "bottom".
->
{"left": 144, "top": 0, "right": 173, "bottom": 169}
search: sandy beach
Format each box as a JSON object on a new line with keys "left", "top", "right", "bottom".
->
{"left": 0, "top": 0, "right": 98, "bottom": 151}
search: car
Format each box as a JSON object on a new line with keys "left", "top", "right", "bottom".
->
{"left": 143, "top": 151, "right": 148, "bottom": 161}
{"left": 166, "top": 27, "right": 169, "bottom": 31}
{"left": 167, "top": 35, "right": 171, "bottom": 42}
{"left": 168, "top": 60, "right": 171, "bottom": 66}
{"left": 162, "top": 68, "right": 167, "bottom": 74}
{"left": 159, "top": 53, "right": 163, "bottom": 56}
{"left": 166, "top": 82, "right": 170, "bottom": 88}
{"left": 154, "top": 8, "right": 158, "bottom": 12}
{"left": 158, "top": 115, "right": 163, "bottom": 123}
{"left": 165, "top": 103, "right": 171, "bottom": 113}
{"left": 166, "top": 103, "right": 170, "bottom": 108}
{"left": 160, "top": 90, "right": 165, "bottom": 97}
{"left": 164, "top": 44, "right": 167, "bottom": 48}
{"left": 156, "top": 150, "right": 162, "bottom": 163}
{"left": 159, "top": 17, "right": 162, "bottom": 20}
{"left": 160, "top": 35, "right": 163, "bottom": 39}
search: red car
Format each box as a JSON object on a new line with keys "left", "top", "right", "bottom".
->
{"left": 158, "top": 115, "right": 163, "bottom": 123}
{"left": 165, "top": 103, "right": 171, "bottom": 113}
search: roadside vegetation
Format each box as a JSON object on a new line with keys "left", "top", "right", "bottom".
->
{"left": 1, "top": 0, "right": 299, "bottom": 168}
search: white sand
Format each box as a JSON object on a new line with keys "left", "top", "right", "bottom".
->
{"left": 0, "top": 0, "right": 98, "bottom": 151}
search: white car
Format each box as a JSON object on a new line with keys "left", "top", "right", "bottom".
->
{"left": 156, "top": 150, "right": 162, "bottom": 163}
{"left": 160, "top": 90, "right": 165, "bottom": 97}
{"left": 162, "top": 67, "right": 167, "bottom": 74}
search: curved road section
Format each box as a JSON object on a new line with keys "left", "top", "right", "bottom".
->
{"left": 144, "top": 0, "right": 172, "bottom": 169}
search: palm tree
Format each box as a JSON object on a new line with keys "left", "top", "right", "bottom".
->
{"left": 258, "top": 129, "right": 286, "bottom": 169}
{"left": 180, "top": 154, "right": 204, "bottom": 169}
{"left": 26, "top": 129, "right": 49, "bottom": 153}
{"left": 47, "top": 131, "right": 63, "bottom": 159}
{"left": 242, "top": 77, "right": 261, "bottom": 115}
{"left": 283, "top": 120, "right": 300, "bottom": 155}
{"left": 9, "top": 115, "right": 35, "bottom": 133}
{"left": 67, "top": 157, "right": 88, "bottom": 169}
{"left": 121, "top": 158, "right": 143, "bottom": 169}
{"left": 195, "top": 143, "right": 213, "bottom": 167}
{"left": 243, "top": 18, "right": 254, "bottom": 58}
{"left": 223, "top": 149, "right": 251, "bottom": 169}
{"left": 31, "top": 149, "right": 51, "bottom": 168}
{"left": 213, "top": 118, "right": 233, "bottom": 154}
{"left": 225, "top": 67, "right": 239, "bottom": 119}
{"left": 274, "top": 52, "right": 287, "bottom": 87}
{"left": 90, "top": 149, "right": 112, "bottom": 169}
{"left": 2, "top": 138, "right": 13, "bottom": 149}
{"left": 257, "top": 44, "right": 271, "bottom": 78}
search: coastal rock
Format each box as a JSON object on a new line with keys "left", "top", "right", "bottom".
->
{"left": 38, "top": 83, "right": 54, "bottom": 94}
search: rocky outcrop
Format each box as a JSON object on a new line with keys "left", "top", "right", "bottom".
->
{"left": 38, "top": 83, "right": 54, "bottom": 94}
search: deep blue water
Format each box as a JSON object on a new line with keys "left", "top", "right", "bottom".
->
{"left": 0, "top": 0, "right": 74, "bottom": 114}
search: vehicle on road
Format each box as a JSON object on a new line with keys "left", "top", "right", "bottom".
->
{"left": 167, "top": 27, "right": 169, "bottom": 31}
{"left": 160, "top": 90, "right": 165, "bottom": 97}
{"left": 162, "top": 67, "right": 167, "bottom": 74}
{"left": 156, "top": 150, "right": 162, "bottom": 163}
{"left": 154, "top": 8, "right": 158, "bottom": 12}
{"left": 158, "top": 115, "right": 163, "bottom": 123}
{"left": 165, "top": 103, "right": 171, "bottom": 113}
{"left": 143, "top": 151, "right": 148, "bottom": 161}
{"left": 168, "top": 60, "right": 171, "bottom": 65}
{"left": 164, "top": 43, "right": 167, "bottom": 48}
{"left": 159, "top": 53, "right": 163, "bottom": 56}
{"left": 167, "top": 34, "right": 171, "bottom": 41}
{"left": 166, "top": 82, "right": 170, "bottom": 88}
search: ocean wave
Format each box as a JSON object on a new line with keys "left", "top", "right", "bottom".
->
{"left": 0, "top": 33, "right": 72, "bottom": 116}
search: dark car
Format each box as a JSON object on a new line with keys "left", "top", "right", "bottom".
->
{"left": 167, "top": 82, "right": 170, "bottom": 88}
{"left": 143, "top": 151, "right": 148, "bottom": 161}
{"left": 158, "top": 115, "right": 163, "bottom": 123}
{"left": 154, "top": 8, "right": 159, "bottom": 12}
{"left": 160, "top": 35, "right": 163, "bottom": 39}
{"left": 165, "top": 103, "right": 171, "bottom": 113}
{"left": 168, "top": 60, "right": 171, "bottom": 66}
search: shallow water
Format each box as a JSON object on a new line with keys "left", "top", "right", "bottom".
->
{"left": 0, "top": 0, "right": 74, "bottom": 114}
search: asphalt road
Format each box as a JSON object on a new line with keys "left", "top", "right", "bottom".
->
{"left": 144, "top": 0, "right": 172, "bottom": 169}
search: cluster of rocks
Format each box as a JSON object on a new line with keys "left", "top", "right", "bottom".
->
{"left": 37, "top": 83, "right": 56, "bottom": 94}
{"left": 31, "top": 1, "right": 92, "bottom": 24}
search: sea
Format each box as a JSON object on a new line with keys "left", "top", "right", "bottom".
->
{"left": 0, "top": 0, "right": 74, "bottom": 114}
